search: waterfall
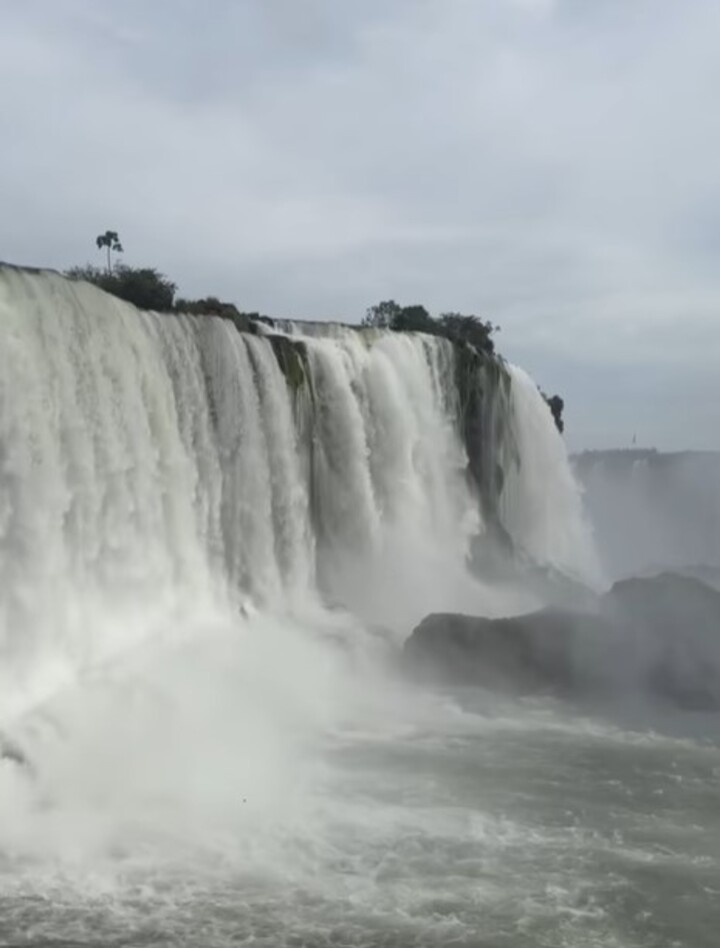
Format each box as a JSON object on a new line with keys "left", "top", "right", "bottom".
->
{"left": 0, "top": 265, "right": 597, "bottom": 720}
{"left": 499, "top": 365, "right": 601, "bottom": 583}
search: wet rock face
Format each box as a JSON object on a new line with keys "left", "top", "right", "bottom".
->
{"left": 403, "top": 573, "right": 720, "bottom": 709}
{"left": 454, "top": 346, "right": 515, "bottom": 545}
{"left": 604, "top": 573, "right": 720, "bottom": 709}
{"left": 0, "top": 734, "right": 31, "bottom": 769}
{"left": 404, "top": 609, "right": 606, "bottom": 695}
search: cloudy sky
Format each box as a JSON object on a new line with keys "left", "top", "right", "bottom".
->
{"left": 2, "top": 0, "right": 719, "bottom": 450}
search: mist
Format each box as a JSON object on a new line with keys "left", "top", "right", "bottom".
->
{"left": 574, "top": 450, "right": 720, "bottom": 581}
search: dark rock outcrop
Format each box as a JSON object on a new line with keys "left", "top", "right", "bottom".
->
{"left": 403, "top": 573, "right": 720, "bottom": 709}
{"left": 176, "top": 297, "right": 255, "bottom": 333}
{"left": 405, "top": 609, "right": 606, "bottom": 694}
{"left": 0, "top": 733, "right": 32, "bottom": 772}
{"left": 455, "top": 345, "right": 517, "bottom": 557}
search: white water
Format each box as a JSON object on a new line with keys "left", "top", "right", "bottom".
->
{"left": 0, "top": 266, "right": 613, "bottom": 946}
{"left": 0, "top": 267, "right": 596, "bottom": 679}
{"left": 501, "top": 365, "right": 601, "bottom": 584}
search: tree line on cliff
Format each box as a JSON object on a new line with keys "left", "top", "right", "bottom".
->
{"left": 65, "top": 261, "right": 496, "bottom": 354}
{"left": 65, "top": 231, "right": 564, "bottom": 432}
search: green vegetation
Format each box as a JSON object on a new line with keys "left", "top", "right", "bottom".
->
{"left": 176, "top": 296, "right": 254, "bottom": 320}
{"left": 66, "top": 264, "right": 177, "bottom": 311}
{"left": 174, "top": 296, "right": 265, "bottom": 334}
{"left": 362, "top": 299, "right": 497, "bottom": 354}
{"left": 68, "top": 234, "right": 268, "bottom": 321}
{"left": 269, "top": 335, "right": 310, "bottom": 393}
{"left": 66, "top": 262, "right": 268, "bottom": 327}
{"left": 64, "top": 236, "right": 565, "bottom": 433}
{"left": 543, "top": 393, "right": 565, "bottom": 434}
{"left": 361, "top": 300, "right": 564, "bottom": 431}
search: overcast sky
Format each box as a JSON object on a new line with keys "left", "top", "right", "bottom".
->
{"left": 2, "top": 0, "right": 719, "bottom": 451}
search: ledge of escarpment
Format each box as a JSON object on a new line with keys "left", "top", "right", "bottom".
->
{"left": 403, "top": 573, "right": 720, "bottom": 709}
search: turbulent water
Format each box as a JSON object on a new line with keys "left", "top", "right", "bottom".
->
{"left": 0, "top": 266, "right": 718, "bottom": 947}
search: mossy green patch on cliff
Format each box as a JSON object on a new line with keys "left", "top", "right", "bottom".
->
{"left": 175, "top": 296, "right": 255, "bottom": 333}
{"left": 451, "top": 341, "right": 518, "bottom": 551}
{"left": 268, "top": 334, "right": 311, "bottom": 394}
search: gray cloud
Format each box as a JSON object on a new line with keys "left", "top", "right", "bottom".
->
{"left": 1, "top": 0, "right": 719, "bottom": 449}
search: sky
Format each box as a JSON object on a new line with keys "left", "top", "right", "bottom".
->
{"left": 1, "top": 0, "right": 719, "bottom": 451}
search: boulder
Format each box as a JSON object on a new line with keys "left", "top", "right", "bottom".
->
{"left": 604, "top": 573, "right": 720, "bottom": 708}
{"left": 0, "top": 733, "right": 32, "bottom": 771}
{"left": 403, "top": 572, "right": 720, "bottom": 709}
{"left": 404, "top": 609, "right": 605, "bottom": 695}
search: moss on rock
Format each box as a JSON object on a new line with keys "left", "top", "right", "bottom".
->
{"left": 452, "top": 341, "right": 518, "bottom": 551}
{"left": 268, "top": 334, "right": 310, "bottom": 394}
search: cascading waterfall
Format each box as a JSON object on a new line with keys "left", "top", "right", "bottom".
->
{"left": 500, "top": 364, "right": 601, "bottom": 583}
{"left": 0, "top": 264, "right": 596, "bottom": 723}
{"left": 3, "top": 264, "right": 663, "bottom": 948}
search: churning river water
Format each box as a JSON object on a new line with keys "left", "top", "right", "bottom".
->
{"left": 1, "top": 624, "right": 717, "bottom": 948}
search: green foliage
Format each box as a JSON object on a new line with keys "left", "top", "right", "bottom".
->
{"left": 269, "top": 335, "right": 309, "bottom": 392}
{"left": 362, "top": 299, "right": 496, "bottom": 353}
{"left": 437, "top": 312, "right": 497, "bottom": 355}
{"left": 177, "top": 296, "right": 243, "bottom": 321}
{"left": 362, "top": 300, "right": 402, "bottom": 328}
{"left": 174, "top": 297, "right": 271, "bottom": 334}
{"left": 66, "top": 264, "right": 176, "bottom": 312}
{"left": 363, "top": 300, "right": 434, "bottom": 332}
{"left": 176, "top": 296, "right": 237, "bottom": 317}
{"left": 541, "top": 391, "right": 565, "bottom": 434}
{"left": 454, "top": 345, "right": 517, "bottom": 558}
{"left": 391, "top": 304, "right": 436, "bottom": 334}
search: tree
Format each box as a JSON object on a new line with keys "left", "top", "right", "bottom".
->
{"left": 96, "top": 230, "right": 123, "bottom": 273}
{"left": 362, "top": 301, "right": 436, "bottom": 334}
{"left": 362, "top": 299, "right": 402, "bottom": 328}
{"left": 391, "top": 304, "right": 435, "bottom": 333}
{"left": 362, "top": 300, "right": 498, "bottom": 354}
{"left": 438, "top": 312, "right": 497, "bottom": 354}
{"left": 109, "top": 265, "right": 176, "bottom": 310}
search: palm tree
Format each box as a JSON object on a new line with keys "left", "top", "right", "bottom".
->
{"left": 96, "top": 230, "right": 124, "bottom": 273}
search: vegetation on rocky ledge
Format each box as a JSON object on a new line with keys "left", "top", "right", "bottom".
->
{"left": 66, "top": 264, "right": 177, "bottom": 312}
{"left": 64, "top": 235, "right": 565, "bottom": 434}
{"left": 268, "top": 334, "right": 310, "bottom": 393}
{"left": 362, "top": 299, "right": 498, "bottom": 355}
{"left": 542, "top": 393, "right": 565, "bottom": 434}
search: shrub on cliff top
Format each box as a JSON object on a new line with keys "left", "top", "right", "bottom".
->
{"left": 362, "top": 299, "right": 496, "bottom": 354}
{"left": 66, "top": 264, "right": 176, "bottom": 312}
